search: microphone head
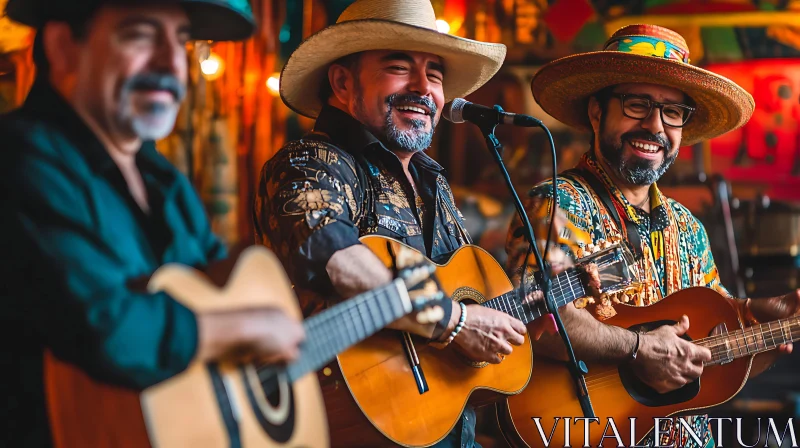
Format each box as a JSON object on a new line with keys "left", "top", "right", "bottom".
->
{"left": 443, "top": 98, "right": 469, "bottom": 124}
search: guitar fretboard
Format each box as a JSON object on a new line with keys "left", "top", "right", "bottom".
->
{"left": 699, "top": 316, "right": 800, "bottom": 366}
{"left": 257, "top": 281, "right": 407, "bottom": 384}
{"left": 481, "top": 269, "right": 587, "bottom": 325}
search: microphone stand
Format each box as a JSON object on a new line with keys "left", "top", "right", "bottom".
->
{"left": 478, "top": 105, "right": 595, "bottom": 419}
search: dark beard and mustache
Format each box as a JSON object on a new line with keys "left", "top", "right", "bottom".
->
{"left": 598, "top": 127, "right": 678, "bottom": 186}
{"left": 352, "top": 79, "right": 438, "bottom": 153}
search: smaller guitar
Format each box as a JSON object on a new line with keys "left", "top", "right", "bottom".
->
{"left": 44, "top": 246, "right": 444, "bottom": 448}
{"left": 325, "top": 235, "right": 636, "bottom": 447}
{"left": 499, "top": 286, "right": 800, "bottom": 448}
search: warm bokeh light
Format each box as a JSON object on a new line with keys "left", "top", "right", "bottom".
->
{"left": 200, "top": 52, "right": 224, "bottom": 80}
{"left": 266, "top": 73, "right": 281, "bottom": 95}
{"left": 435, "top": 19, "right": 451, "bottom": 34}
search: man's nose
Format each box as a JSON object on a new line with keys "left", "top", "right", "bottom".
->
{"left": 640, "top": 106, "right": 666, "bottom": 135}
{"left": 150, "top": 37, "right": 186, "bottom": 80}
{"left": 407, "top": 66, "right": 432, "bottom": 98}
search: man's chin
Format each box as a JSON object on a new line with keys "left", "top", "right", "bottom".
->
{"left": 130, "top": 116, "right": 178, "bottom": 141}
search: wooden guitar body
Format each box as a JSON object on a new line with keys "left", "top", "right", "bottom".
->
{"left": 499, "top": 287, "right": 752, "bottom": 448}
{"left": 45, "top": 247, "right": 328, "bottom": 448}
{"left": 328, "top": 236, "right": 533, "bottom": 447}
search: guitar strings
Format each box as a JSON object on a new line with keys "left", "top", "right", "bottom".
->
{"left": 257, "top": 286, "right": 399, "bottom": 380}
{"left": 580, "top": 317, "right": 799, "bottom": 388}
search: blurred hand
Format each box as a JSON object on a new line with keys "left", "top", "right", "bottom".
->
{"left": 748, "top": 290, "right": 800, "bottom": 354}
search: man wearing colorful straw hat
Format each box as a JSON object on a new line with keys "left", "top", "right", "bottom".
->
{"left": 507, "top": 24, "right": 800, "bottom": 447}
{"left": 0, "top": 1, "right": 306, "bottom": 446}
{"left": 255, "top": 0, "right": 558, "bottom": 445}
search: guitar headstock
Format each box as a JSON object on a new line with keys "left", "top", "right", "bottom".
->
{"left": 571, "top": 239, "right": 638, "bottom": 309}
{"left": 530, "top": 202, "right": 593, "bottom": 251}
{"left": 396, "top": 263, "right": 448, "bottom": 325}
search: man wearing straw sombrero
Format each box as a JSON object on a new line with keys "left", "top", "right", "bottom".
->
{"left": 0, "top": 1, "right": 308, "bottom": 446}
{"left": 507, "top": 24, "right": 800, "bottom": 447}
{"left": 255, "top": 0, "right": 559, "bottom": 445}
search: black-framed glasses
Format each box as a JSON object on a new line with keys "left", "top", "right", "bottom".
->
{"left": 610, "top": 93, "right": 695, "bottom": 128}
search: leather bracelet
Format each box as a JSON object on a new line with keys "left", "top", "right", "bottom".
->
{"left": 741, "top": 298, "right": 760, "bottom": 327}
{"left": 630, "top": 330, "right": 641, "bottom": 362}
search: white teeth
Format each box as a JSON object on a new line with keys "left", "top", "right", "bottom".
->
{"left": 631, "top": 141, "right": 660, "bottom": 153}
{"left": 396, "top": 105, "right": 427, "bottom": 114}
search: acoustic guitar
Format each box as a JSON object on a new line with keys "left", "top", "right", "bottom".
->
{"left": 324, "top": 235, "right": 636, "bottom": 447}
{"left": 499, "top": 286, "right": 800, "bottom": 448}
{"left": 44, "top": 245, "right": 443, "bottom": 448}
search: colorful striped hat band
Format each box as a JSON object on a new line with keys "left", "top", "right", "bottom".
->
{"left": 604, "top": 35, "right": 691, "bottom": 64}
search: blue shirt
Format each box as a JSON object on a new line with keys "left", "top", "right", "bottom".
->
{"left": 0, "top": 81, "right": 226, "bottom": 447}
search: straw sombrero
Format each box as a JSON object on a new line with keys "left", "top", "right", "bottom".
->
{"left": 531, "top": 24, "right": 754, "bottom": 146}
{"left": 280, "top": 0, "right": 507, "bottom": 118}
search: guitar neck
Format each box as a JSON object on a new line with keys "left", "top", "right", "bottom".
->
{"left": 700, "top": 315, "right": 800, "bottom": 366}
{"left": 480, "top": 268, "right": 586, "bottom": 325}
{"left": 283, "top": 280, "right": 409, "bottom": 383}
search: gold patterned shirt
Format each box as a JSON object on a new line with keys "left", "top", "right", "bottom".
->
{"left": 254, "top": 105, "right": 471, "bottom": 316}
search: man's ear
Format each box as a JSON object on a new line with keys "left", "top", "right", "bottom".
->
{"left": 328, "top": 63, "right": 355, "bottom": 105}
{"left": 587, "top": 96, "right": 603, "bottom": 135}
{"left": 42, "top": 22, "right": 81, "bottom": 80}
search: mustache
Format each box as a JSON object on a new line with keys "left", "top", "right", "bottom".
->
{"left": 123, "top": 73, "right": 186, "bottom": 101}
{"left": 622, "top": 131, "right": 670, "bottom": 149}
{"left": 385, "top": 93, "right": 437, "bottom": 118}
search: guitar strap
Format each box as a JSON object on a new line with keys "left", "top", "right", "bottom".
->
{"left": 574, "top": 168, "right": 645, "bottom": 261}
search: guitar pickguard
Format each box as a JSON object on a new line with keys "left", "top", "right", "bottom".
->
{"left": 617, "top": 320, "right": 701, "bottom": 407}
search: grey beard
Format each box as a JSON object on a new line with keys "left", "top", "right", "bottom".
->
{"left": 353, "top": 86, "right": 436, "bottom": 153}
{"left": 600, "top": 139, "right": 678, "bottom": 185}
{"left": 383, "top": 107, "right": 433, "bottom": 153}
{"left": 118, "top": 94, "right": 180, "bottom": 141}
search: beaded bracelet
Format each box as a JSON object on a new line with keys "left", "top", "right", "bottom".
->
{"left": 431, "top": 301, "right": 467, "bottom": 349}
{"left": 444, "top": 301, "right": 468, "bottom": 345}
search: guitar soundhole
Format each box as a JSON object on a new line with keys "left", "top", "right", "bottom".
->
{"left": 617, "top": 320, "right": 700, "bottom": 407}
{"left": 242, "top": 368, "right": 296, "bottom": 443}
{"left": 265, "top": 375, "right": 282, "bottom": 407}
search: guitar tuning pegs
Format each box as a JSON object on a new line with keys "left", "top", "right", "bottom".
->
{"left": 400, "top": 264, "right": 436, "bottom": 288}
{"left": 416, "top": 306, "right": 445, "bottom": 324}
{"left": 575, "top": 246, "right": 586, "bottom": 259}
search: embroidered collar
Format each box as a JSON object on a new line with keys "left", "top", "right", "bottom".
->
{"left": 578, "top": 152, "right": 671, "bottom": 231}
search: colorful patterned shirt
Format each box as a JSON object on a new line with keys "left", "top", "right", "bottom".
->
{"left": 506, "top": 152, "right": 727, "bottom": 448}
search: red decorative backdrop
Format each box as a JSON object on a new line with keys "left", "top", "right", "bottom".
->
{"left": 704, "top": 60, "right": 800, "bottom": 201}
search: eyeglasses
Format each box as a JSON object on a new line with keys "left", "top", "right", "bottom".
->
{"left": 610, "top": 93, "right": 695, "bottom": 128}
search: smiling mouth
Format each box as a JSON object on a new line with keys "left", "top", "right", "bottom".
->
{"left": 629, "top": 140, "right": 662, "bottom": 154}
{"left": 395, "top": 104, "right": 430, "bottom": 116}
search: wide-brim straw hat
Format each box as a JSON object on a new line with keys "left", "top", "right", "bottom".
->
{"left": 280, "top": 0, "right": 507, "bottom": 118}
{"left": 5, "top": 0, "right": 255, "bottom": 42}
{"left": 531, "top": 24, "right": 755, "bottom": 146}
